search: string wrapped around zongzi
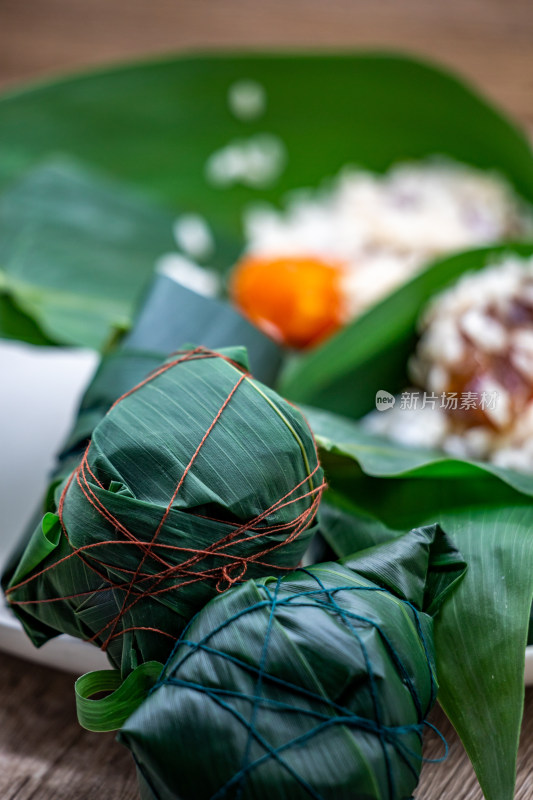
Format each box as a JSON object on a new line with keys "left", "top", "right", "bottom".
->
{"left": 119, "top": 524, "right": 466, "bottom": 800}
{"left": 6, "top": 346, "right": 324, "bottom": 675}
{"left": 1, "top": 271, "right": 283, "bottom": 588}
{"left": 55, "top": 273, "right": 283, "bottom": 486}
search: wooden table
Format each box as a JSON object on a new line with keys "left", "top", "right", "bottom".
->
{"left": 1, "top": 1, "right": 532, "bottom": 797}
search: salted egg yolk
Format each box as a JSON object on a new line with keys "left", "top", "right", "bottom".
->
{"left": 230, "top": 255, "right": 345, "bottom": 349}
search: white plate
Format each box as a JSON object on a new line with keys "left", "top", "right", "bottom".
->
{"left": 0, "top": 340, "right": 532, "bottom": 679}
{"left": 0, "top": 341, "right": 107, "bottom": 674}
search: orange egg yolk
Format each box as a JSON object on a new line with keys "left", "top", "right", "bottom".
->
{"left": 230, "top": 255, "right": 346, "bottom": 349}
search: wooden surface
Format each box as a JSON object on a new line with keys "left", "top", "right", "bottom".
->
{"left": 1, "top": 1, "right": 533, "bottom": 798}
{"left": 0, "top": 653, "right": 138, "bottom": 800}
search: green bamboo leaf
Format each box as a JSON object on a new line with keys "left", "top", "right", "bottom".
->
{"left": 75, "top": 661, "right": 162, "bottom": 732}
{"left": 434, "top": 508, "right": 533, "bottom": 800}
{"left": 305, "top": 408, "right": 533, "bottom": 800}
{"left": 0, "top": 160, "right": 176, "bottom": 348}
{"left": 2, "top": 53, "right": 533, "bottom": 213}
{"left": 9, "top": 512, "right": 62, "bottom": 587}
{"left": 0, "top": 291, "right": 54, "bottom": 345}
{"left": 304, "top": 404, "right": 533, "bottom": 497}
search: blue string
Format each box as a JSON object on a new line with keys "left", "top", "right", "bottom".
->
{"left": 153, "top": 567, "right": 446, "bottom": 799}
{"left": 296, "top": 568, "right": 395, "bottom": 797}
{"left": 234, "top": 576, "right": 282, "bottom": 800}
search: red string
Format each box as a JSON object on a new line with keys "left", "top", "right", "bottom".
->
{"left": 7, "top": 347, "right": 326, "bottom": 654}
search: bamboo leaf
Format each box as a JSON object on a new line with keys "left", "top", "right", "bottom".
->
{"left": 2, "top": 53, "right": 533, "bottom": 216}
{"left": 306, "top": 407, "right": 533, "bottom": 800}
{"left": 75, "top": 661, "right": 162, "bottom": 732}
{"left": 434, "top": 507, "right": 533, "bottom": 800}
{"left": 0, "top": 160, "right": 176, "bottom": 348}
{"left": 305, "top": 404, "right": 533, "bottom": 497}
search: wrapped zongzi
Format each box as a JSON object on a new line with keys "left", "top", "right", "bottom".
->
{"left": 119, "top": 524, "right": 465, "bottom": 800}
{"left": 6, "top": 346, "right": 324, "bottom": 674}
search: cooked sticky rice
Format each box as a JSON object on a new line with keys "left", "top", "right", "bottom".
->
{"left": 365, "top": 255, "right": 533, "bottom": 473}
